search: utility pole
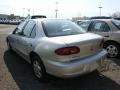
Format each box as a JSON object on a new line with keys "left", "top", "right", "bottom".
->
{"left": 77, "top": 12, "right": 81, "bottom": 20}
{"left": 55, "top": 1, "right": 58, "bottom": 18}
{"left": 98, "top": 0, "right": 102, "bottom": 16}
{"left": 33, "top": 9, "right": 34, "bottom": 15}
{"left": 22, "top": 8, "right": 25, "bottom": 17}
{"left": 28, "top": 9, "right": 30, "bottom": 16}
{"left": 98, "top": 6, "right": 102, "bottom": 16}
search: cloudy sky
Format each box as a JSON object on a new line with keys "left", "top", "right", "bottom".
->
{"left": 0, "top": 0, "right": 120, "bottom": 18}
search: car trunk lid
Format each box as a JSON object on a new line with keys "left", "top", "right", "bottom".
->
{"left": 51, "top": 33, "right": 103, "bottom": 61}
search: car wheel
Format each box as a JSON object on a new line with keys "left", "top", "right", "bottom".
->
{"left": 32, "top": 56, "right": 46, "bottom": 80}
{"left": 104, "top": 42, "right": 120, "bottom": 58}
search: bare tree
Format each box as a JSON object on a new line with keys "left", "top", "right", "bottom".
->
{"left": 112, "top": 12, "right": 120, "bottom": 18}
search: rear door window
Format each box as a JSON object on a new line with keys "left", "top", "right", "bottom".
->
{"left": 13, "top": 21, "right": 28, "bottom": 35}
{"left": 22, "top": 21, "right": 36, "bottom": 38}
{"left": 30, "top": 25, "right": 36, "bottom": 38}
{"left": 89, "top": 21, "right": 110, "bottom": 32}
{"left": 112, "top": 20, "right": 120, "bottom": 30}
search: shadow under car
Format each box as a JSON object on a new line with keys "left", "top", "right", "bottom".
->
{"left": 4, "top": 50, "right": 120, "bottom": 90}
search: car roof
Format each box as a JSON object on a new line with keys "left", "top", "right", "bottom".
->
{"left": 91, "top": 19, "right": 114, "bottom": 22}
{"left": 77, "top": 20, "right": 90, "bottom": 21}
{"left": 31, "top": 18, "right": 71, "bottom": 22}
{"left": 91, "top": 19, "right": 120, "bottom": 23}
{"left": 90, "top": 16, "right": 112, "bottom": 19}
{"left": 31, "top": 15, "right": 47, "bottom": 19}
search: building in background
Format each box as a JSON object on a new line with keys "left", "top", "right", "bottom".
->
{"left": 0, "top": 14, "right": 24, "bottom": 20}
{"left": 0, "top": 14, "right": 9, "bottom": 20}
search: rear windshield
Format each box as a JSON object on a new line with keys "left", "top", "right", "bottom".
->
{"left": 42, "top": 20, "right": 85, "bottom": 37}
{"left": 112, "top": 20, "right": 120, "bottom": 30}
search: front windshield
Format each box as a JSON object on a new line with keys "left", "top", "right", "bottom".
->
{"left": 42, "top": 19, "right": 86, "bottom": 37}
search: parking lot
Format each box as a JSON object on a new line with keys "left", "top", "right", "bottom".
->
{"left": 0, "top": 24, "right": 120, "bottom": 90}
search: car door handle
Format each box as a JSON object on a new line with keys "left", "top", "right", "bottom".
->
{"left": 104, "top": 35, "right": 109, "bottom": 37}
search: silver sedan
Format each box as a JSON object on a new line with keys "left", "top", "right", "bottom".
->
{"left": 6, "top": 19, "right": 107, "bottom": 79}
{"left": 78, "top": 19, "right": 120, "bottom": 58}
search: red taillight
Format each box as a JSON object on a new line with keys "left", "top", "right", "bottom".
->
{"left": 55, "top": 46, "right": 80, "bottom": 55}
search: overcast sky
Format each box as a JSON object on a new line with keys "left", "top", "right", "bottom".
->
{"left": 0, "top": 0, "right": 120, "bottom": 19}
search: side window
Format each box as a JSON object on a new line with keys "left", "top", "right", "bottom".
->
{"left": 13, "top": 21, "right": 28, "bottom": 35}
{"left": 91, "top": 22, "right": 103, "bottom": 32}
{"left": 22, "top": 21, "right": 36, "bottom": 37}
{"left": 30, "top": 25, "right": 36, "bottom": 38}
{"left": 104, "top": 23, "right": 110, "bottom": 32}
{"left": 90, "top": 21, "right": 110, "bottom": 32}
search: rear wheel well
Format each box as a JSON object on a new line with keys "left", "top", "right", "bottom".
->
{"left": 29, "top": 51, "right": 47, "bottom": 79}
{"left": 29, "top": 52, "right": 40, "bottom": 64}
{"left": 103, "top": 40, "right": 120, "bottom": 48}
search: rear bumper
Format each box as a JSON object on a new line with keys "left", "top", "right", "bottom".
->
{"left": 44, "top": 49, "right": 107, "bottom": 78}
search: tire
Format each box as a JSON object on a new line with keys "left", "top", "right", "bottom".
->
{"left": 31, "top": 56, "right": 46, "bottom": 80}
{"left": 104, "top": 42, "right": 120, "bottom": 58}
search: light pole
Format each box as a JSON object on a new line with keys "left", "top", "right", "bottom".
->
{"left": 55, "top": 1, "right": 58, "bottom": 18}
{"left": 22, "top": 8, "right": 25, "bottom": 17}
{"left": 33, "top": 9, "right": 34, "bottom": 15}
{"left": 28, "top": 9, "right": 30, "bottom": 16}
{"left": 98, "top": 6, "right": 102, "bottom": 16}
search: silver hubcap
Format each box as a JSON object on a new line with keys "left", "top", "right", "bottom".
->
{"left": 33, "top": 60, "right": 42, "bottom": 78}
{"left": 106, "top": 45, "right": 118, "bottom": 57}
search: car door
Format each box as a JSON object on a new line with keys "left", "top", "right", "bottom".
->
{"left": 16, "top": 20, "right": 36, "bottom": 61}
{"left": 10, "top": 21, "right": 28, "bottom": 51}
{"left": 88, "top": 21, "right": 111, "bottom": 38}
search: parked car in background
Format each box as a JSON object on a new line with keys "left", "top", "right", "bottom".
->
{"left": 77, "top": 20, "right": 91, "bottom": 30}
{"left": 0, "top": 20, "right": 2, "bottom": 24}
{"left": 6, "top": 19, "right": 107, "bottom": 79}
{"left": 76, "top": 20, "right": 90, "bottom": 26}
{"left": 114, "top": 18, "right": 120, "bottom": 20}
{"left": 9, "top": 19, "right": 21, "bottom": 25}
{"left": 25, "top": 15, "right": 47, "bottom": 20}
{"left": 78, "top": 19, "right": 120, "bottom": 58}
{"left": 90, "top": 16, "right": 112, "bottom": 19}
{"left": 19, "top": 15, "right": 47, "bottom": 24}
